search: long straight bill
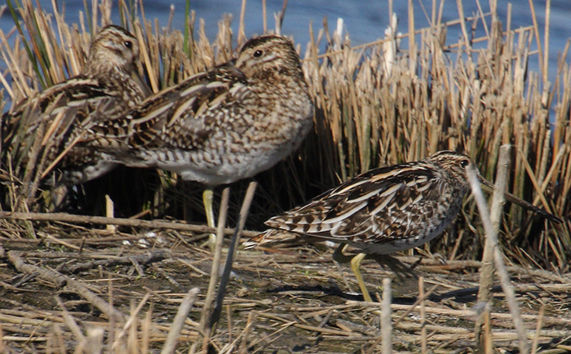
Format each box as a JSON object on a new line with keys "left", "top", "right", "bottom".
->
{"left": 478, "top": 177, "right": 562, "bottom": 224}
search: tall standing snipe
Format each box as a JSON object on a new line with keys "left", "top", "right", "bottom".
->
{"left": 245, "top": 151, "right": 562, "bottom": 302}
{"left": 2, "top": 25, "right": 149, "bottom": 207}
{"left": 84, "top": 35, "right": 314, "bottom": 235}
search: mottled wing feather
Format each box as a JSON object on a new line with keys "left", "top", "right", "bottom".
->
{"left": 265, "top": 162, "right": 447, "bottom": 244}
{"left": 2, "top": 78, "right": 128, "bottom": 167}
{"left": 86, "top": 64, "right": 248, "bottom": 154}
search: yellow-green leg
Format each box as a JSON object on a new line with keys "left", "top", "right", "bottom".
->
{"left": 350, "top": 253, "right": 372, "bottom": 302}
{"left": 203, "top": 188, "right": 216, "bottom": 250}
{"left": 332, "top": 244, "right": 373, "bottom": 302}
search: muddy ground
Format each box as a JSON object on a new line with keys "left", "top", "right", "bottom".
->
{"left": 1, "top": 221, "right": 571, "bottom": 353}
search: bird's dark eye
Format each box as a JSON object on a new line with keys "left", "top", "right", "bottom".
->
{"left": 124, "top": 41, "right": 133, "bottom": 49}
{"left": 253, "top": 50, "right": 263, "bottom": 57}
{"left": 460, "top": 159, "right": 470, "bottom": 168}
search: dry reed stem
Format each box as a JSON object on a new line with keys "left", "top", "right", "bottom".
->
{"left": 161, "top": 287, "right": 200, "bottom": 354}
{"left": 0, "top": 211, "right": 258, "bottom": 238}
{"left": 475, "top": 144, "right": 510, "bottom": 344}
{"left": 200, "top": 187, "right": 230, "bottom": 341}
{"left": 1, "top": 1, "right": 571, "bottom": 351}
{"left": 420, "top": 276, "right": 427, "bottom": 354}
{"left": 381, "top": 278, "right": 392, "bottom": 354}
{"left": 467, "top": 164, "right": 529, "bottom": 354}
{"left": 208, "top": 182, "right": 258, "bottom": 333}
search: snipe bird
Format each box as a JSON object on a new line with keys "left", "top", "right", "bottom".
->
{"left": 2, "top": 25, "right": 149, "bottom": 204}
{"left": 84, "top": 35, "right": 314, "bottom": 235}
{"left": 245, "top": 151, "right": 562, "bottom": 302}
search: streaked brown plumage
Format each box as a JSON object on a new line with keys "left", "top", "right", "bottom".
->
{"left": 245, "top": 151, "right": 561, "bottom": 301}
{"left": 83, "top": 35, "right": 313, "bottom": 232}
{"left": 2, "top": 25, "right": 149, "bottom": 193}
{"left": 84, "top": 35, "right": 313, "bottom": 186}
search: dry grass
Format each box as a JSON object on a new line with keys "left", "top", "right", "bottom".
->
{"left": 1, "top": 228, "right": 571, "bottom": 353}
{"left": 0, "top": 0, "right": 568, "bottom": 267}
{"left": 1, "top": 0, "right": 571, "bottom": 352}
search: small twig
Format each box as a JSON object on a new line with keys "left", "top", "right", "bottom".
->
{"left": 238, "top": 311, "right": 257, "bottom": 354}
{"left": 273, "top": 0, "right": 288, "bottom": 35}
{"left": 61, "top": 250, "right": 169, "bottom": 274}
{"left": 111, "top": 292, "right": 151, "bottom": 351}
{"left": 0, "top": 211, "right": 258, "bottom": 237}
{"left": 55, "top": 296, "right": 85, "bottom": 343}
{"left": 8, "top": 251, "right": 66, "bottom": 287}
{"left": 161, "top": 288, "right": 200, "bottom": 354}
{"left": 7, "top": 250, "right": 126, "bottom": 321}
{"left": 530, "top": 305, "right": 545, "bottom": 354}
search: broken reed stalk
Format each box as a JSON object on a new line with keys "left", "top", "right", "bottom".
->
{"left": 381, "top": 278, "right": 392, "bottom": 354}
{"left": 207, "top": 182, "right": 258, "bottom": 343}
{"left": 420, "top": 276, "right": 426, "bottom": 354}
{"left": 0, "top": 211, "right": 258, "bottom": 238}
{"left": 201, "top": 188, "right": 230, "bottom": 337}
{"left": 475, "top": 144, "right": 510, "bottom": 345}
{"left": 467, "top": 164, "right": 529, "bottom": 354}
{"left": 161, "top": 287, "right": 200, "bottom": 354}
{"left": 7, "top": 250, "right": 127, "bottom": 322}
{"left": 530, "top": 305, "right": 545, "bottom": 354}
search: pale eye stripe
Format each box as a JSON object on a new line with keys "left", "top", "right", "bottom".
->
{"left": 132, "top": 102, "right": 173, "bottom": 125}
{"left": 168, "top": 96, "right": 196, "bottom": 127}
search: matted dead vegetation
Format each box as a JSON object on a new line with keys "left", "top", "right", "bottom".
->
{"left": 1, "top": 0, "right": 571, "bottom": 352}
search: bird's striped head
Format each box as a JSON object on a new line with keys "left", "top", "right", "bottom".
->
{"left": 425, "top": 150, "right": 475, "bottom": 187}
{"left": 235, "top": 35, "right": 303, "bottom": 81}
{"left": 82, "top": 25, "right": 140, "bottom": 77}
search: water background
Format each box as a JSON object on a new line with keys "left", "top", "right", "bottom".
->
{"left": 1, "top": 1, "right": 570, "bottom": 85}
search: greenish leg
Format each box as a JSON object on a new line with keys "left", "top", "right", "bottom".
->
{"left": 350, "top": 253, "right": 372, "bottom": 302}
{"left": 203, "top": 188, "right": 216, "bottom": 250}
{"left": 332, "top": 243, "right": 373, "bottom": 302}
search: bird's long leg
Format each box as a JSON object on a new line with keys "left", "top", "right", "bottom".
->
{"left": 332, "top": 243, "right": 373, "bottom": 302}
{"left": 203, "top": 188, "right": 216, "bottom": 250}
{"left": 350, "top": 253, "right": 373, "bottom": 302}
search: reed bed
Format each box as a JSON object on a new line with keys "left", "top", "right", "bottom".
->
{"left": 0, "top": 0, "right": 571, "bottom": 352}
{"left": 1, "top": 228, "right": 570, "bottom": 353}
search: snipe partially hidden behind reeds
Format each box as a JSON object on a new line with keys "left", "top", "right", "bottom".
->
{"left": 245, "top": 151, "right": 562, "bottom": 302}
{"left": 2, "top": 25, "right": 149, "bottom": 208}
{"left": 84, "top": 35, "right": 314, "bottom": 235}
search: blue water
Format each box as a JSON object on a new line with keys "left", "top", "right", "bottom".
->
{"left": 1, "top": 1, "right": 570, "bottom": 82}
